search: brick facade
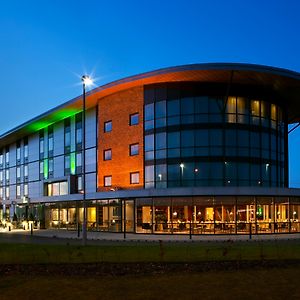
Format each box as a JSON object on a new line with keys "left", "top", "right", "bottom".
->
{"left": 97, "top": 86, "right": 144, "bottom": 191}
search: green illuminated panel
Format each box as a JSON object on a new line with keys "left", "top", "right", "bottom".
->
{"left": 27, "top": 108, "right": 81, "bottom": 132}
{"left": 70, "top": 152, "right": 76, "bottom": 175}
{"left": 44, "top": 158, "right": 48, "bottom": 179}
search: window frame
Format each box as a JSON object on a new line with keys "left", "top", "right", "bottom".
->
{"left": 103, "top": 149, "right": 112, "bottom": 161}
{"left": 104, "top": 120, "right": 112, "bottom": 133}
{"left": 130, "top": 113, "right": 139, "bottom": 126}
{"left": 104, "top": 175, "right": 112, "bottom": 187}
{"left": 130, "top": 171, "right": 140, "bottom": 184}
{"left": 129, "top": 143, "right": 139, "bottom": 156}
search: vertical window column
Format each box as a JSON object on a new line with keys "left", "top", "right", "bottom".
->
{"left": 16, "top": 141, "right": 21, "bottom": 164}
{"left": 24, "top": 137, "right": 28, "bottom": 163}
{"left": 64, "top": 118, "right": 71, "bottom": 176}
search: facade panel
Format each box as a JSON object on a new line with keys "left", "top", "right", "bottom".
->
{"left": 28, "top": 133, "right": 39, "bottom": 162}
{"left": 53, "top": 156, "right": 64, "bottom": 178}
{"left": 28, "top": 161, "right": 39, "bottom": 182}
{"left": 85, "top": 108, "right": 97, "bottom": 149}
{"left": 53, "top": 121, "right": 64, "bottom": 157}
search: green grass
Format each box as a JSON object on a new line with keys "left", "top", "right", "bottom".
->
{"left": 1, "top": 267, "right": 300, "bottom": 300}
{"left": 0, "top": 240, "right": 299, "bottom": 264}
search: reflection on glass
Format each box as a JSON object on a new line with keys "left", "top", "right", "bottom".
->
{"left": 227, "top": 96, "right": 236, "bottom": 123}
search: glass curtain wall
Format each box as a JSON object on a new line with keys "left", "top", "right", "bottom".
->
{"left": 34, "top": 196, "right": 300, "bottom": 234}
{"left": 144, "top": 84, "right": 286, "bottom": 188}
{"left": 135, "top": 196, "right": 300, "bottom": 235}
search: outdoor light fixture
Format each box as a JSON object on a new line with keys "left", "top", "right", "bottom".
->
{"left": 81, "top": 74, "right": 93, "bottom": 246}
{"left": 180, "top": 163, "right": 184, "bottom": 169}
{"left": 81, "top": 75, "right": 93, "bottom": 86}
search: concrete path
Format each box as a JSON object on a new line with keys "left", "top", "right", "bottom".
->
{"left": 0, "top": 227, "right": 299, "bottom": 244}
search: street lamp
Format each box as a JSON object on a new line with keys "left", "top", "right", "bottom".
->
{"left": 81, "top": 75, "right": 93, "bottom": 245}
{"left": 180, "top": 163, "right": 184, "bottom": 185}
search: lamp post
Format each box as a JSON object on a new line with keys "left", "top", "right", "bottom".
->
{"left": 81, "top": 75, "right": 93, "bottom": 245}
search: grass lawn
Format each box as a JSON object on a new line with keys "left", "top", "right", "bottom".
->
{"left": 0, "top": 267, "right": 299, "bottom": 300}
{"left": 0, "top": 239, "right": 299, "bottom": 299}
{"left": 0, "top": 239, "right": 299, "bottom": 264}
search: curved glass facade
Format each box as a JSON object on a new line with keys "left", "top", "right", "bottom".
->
{"left": 144, "top": 83, "right": 286, "bottom": 188}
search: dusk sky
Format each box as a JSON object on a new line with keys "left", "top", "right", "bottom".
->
{"left": 0, "top": 0, "right": 300, "bottom": 186}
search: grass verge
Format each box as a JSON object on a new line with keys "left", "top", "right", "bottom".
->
{"left": 0, "top": 239, "right": 299, "bottom": 264}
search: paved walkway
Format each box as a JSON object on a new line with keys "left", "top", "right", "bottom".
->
{"left": 1, "top": 227, "right": 300, "bottom": 243}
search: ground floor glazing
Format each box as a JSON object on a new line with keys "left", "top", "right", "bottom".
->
{"left": 3, "top": 196, "right": 300, "bottom": 234}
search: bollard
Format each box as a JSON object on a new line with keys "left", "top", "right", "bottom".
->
{"left": 30, "top": 223, "right": 33, "bottom": 235}
{"left": 189, "top": 221, "right": 192, "bottom": 240}
{"left": 77, "top": 223, "right": 80, "bottom": 238}
{"left": 8, "top": 226, "right": 11, "bottom": 232}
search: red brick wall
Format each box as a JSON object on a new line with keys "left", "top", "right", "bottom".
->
{"left": 97, "top": 86, "right": 144, "bottom": 191}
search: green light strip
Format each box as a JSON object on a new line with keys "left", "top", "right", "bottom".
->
{"left": 70, "top": 152, "right": 76, "bottom": 175}
{"left": 44, "top": 158, "right": 48, "bottom": 179}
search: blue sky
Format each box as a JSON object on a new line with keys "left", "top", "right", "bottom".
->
{"left": 0, "top": 0, "right": 300, "bottom": 185}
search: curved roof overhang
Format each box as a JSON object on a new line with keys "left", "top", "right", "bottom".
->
{"left": 1, "top": 63, "right": 300, "bottom": 146}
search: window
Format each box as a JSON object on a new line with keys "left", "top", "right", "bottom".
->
{"left": 145, "top": 165, "right": 154, "bottom": 188}
{"left": 145, "top": 103, "right": 154, "bottom": 120}
{"left": 16, "top": 185, "right": 21, "bottom": 198}
{"left": 0, "top": 170, "right": 3, "bottom": 182}
{"left": 104, "top": 149, "right": 112, "bottom": 161}
{"left": 130, "top": 143, "right": 139, "bottom": 156}
{"left": 5, "top": 186, "right": 9, "bottom": 199}
{"left": 46, "top": 181, "right": 68, "bottom": 196}
{"left": 49, "top": 158, "right": 54, "bottom": 176}
{"left": 76, "top": 114, "right": 82, "bottom": 148}
{"left": 24, "top": 137, "right": 28, "bottom": 161}
{"left": 226, "top": 96, "right": 237, "bottom": 123}
{"left": 104, "top": 121, "right": 112, "bottom": 133}
{"left": 16, "top": 166, "right": 21, "bottom": 181}
{"left": 64, "top": 118, "right": 71, "bottom": 152}
{"left": 144, "top": 103, "right": 154, "bottom": 130}
{"left": 16, "top": 141, "right": 21, "bottom": 162}
{"left": 0, "top": 187, "right": 3, "bottom": 199}
{"left": 39, "top": 131, "right": 44, "bottom": 158}
{"left": 54, "top": 183, "right": 60, "bottom": 195}
{"left": 5, "top": 169, "right": 9, "bottom": 182}
{"left": 168, "top": 99, "right": 180, "bottom": 116}
{"left": 39, "top": 160, "right": 44, "bottom": 178}
{"left": 76, "top": 152, "right": 82, "bottom": 168}
{"left": 5, "top": 148, "right": 9, "bottom": 166}
{"left": 24, "top": 183, "right": 28, "bottom": 197}
{"left": 24, "top": 164, "right": 28, "bottom": 179}
{"left": 60, "top": 181, "right": 68, "bottom": 195}
{"left": 130, "top": 113, "right": 139, "bottom": 126}
{"left": 48, "top": 126, "right": 54, "bottom": 156}
{"left": 77, "top": 176, "right": 83, "bottom": 192}
{"left": 0, "top": 151, "right": 3, "bottom": 166}
{"left": 104, "top": 175, "right": 112, "bottom": 187}
{"left": 130, "top": 172, "right": 140, "bottom": 184}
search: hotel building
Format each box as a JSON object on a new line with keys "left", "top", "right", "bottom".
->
{"left": 1, "top": 63, "right": 300, "bottom": 235}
